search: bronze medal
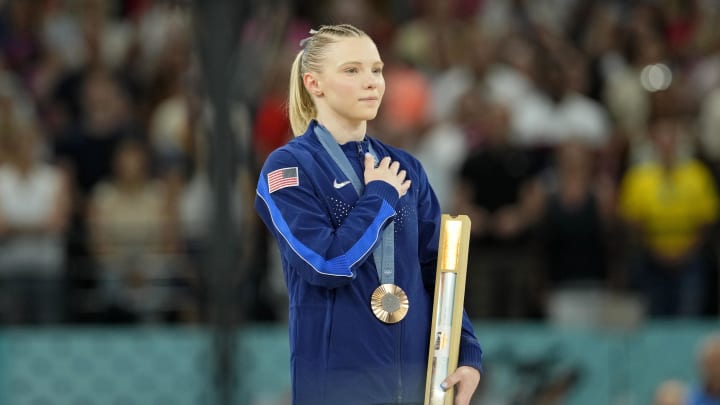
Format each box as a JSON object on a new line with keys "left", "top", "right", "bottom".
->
{"left": 371, "top": 284, "right": 409, "bottom": 323}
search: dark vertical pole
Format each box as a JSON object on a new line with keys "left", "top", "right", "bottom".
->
{"left": 191, "top": 1, "right": 248, "bottom": 404}
{"left": 193, "top": 0, "right": 291, "bottom": 402}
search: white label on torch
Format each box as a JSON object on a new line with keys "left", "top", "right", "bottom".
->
{"left": 429, "top": 272, "right": 457, "bottom": 404}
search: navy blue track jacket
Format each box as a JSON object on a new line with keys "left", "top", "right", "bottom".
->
{"left": 254, "top": 121, "right": 483, "bottom": 405}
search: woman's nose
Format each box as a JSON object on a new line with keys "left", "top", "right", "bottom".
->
{"left": 364, "top": 73, "right": 378, "bottom": 89}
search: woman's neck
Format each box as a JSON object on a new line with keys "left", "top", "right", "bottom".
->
{"left": 315, "top": 114, "right": 366, "bottom": 144}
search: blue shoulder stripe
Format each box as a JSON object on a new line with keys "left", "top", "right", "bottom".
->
{"left": 256, "top": 175, "right": 395, "bottom": 277}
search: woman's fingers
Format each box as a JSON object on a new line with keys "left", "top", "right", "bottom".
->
{"left": 363, "top": 155, "right": 411, "bottom": 197}
{"left": 399, "top": 179, "right": 411, "bottom": 197}
{"left": 389, "top": 160, "right": 400, "bottom": 174}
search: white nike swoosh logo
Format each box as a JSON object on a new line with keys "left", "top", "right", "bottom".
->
{"left": 333, "top": 179, "right": 352, "bottom": 189}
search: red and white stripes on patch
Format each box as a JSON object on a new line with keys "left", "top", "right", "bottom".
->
{"left": 267, "top": 167, "right": 299, "bottom": 193}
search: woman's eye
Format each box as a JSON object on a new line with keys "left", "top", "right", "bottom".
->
{"left": 345, "top": 68, "right": 358, "bottom": 73}
{"left": 373, "top": 68, "right": 383, "bottom": 74}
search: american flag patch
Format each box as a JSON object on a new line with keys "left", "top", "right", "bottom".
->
{"left": 267, "top": 167, "right": 299, "bottom": 193}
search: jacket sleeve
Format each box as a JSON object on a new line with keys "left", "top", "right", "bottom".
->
{"left": 415, "top": 159, "right": 484, "bottom": 373}
{"left": 254, "top": 149, "right": 400, "bottom": 289}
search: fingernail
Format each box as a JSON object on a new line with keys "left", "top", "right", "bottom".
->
{"left": 440, "top": 382, "right": 448, "bottom": 391}
{"left": 365, "top": 152, "right": 373, "bottom": 158}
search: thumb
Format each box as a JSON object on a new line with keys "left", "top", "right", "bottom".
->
{"left": 441, "top": 371, "right": 461, "bottom": 391}
{"left": 364, "top": 152, "right": 375, "bottom": 167}
{"left": 363, "top": 153, "right": 374, "bottom": 172}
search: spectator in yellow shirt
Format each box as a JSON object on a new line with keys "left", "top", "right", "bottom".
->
{"left": 619, "top": 117, "right": 719, "bottom": 316}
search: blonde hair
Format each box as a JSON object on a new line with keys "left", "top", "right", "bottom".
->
{"left": 288, "top": 24, "right": 367, "bottom": 136}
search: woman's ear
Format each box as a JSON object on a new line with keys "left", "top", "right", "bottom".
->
{"left": 303, "top": 72, "right": 323, "bottom": 97}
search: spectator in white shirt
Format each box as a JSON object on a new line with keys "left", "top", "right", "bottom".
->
{"left": 0, "top": 111, "right": 70, "bottom": 324}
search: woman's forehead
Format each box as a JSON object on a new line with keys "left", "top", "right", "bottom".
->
{"left": 324, "top": 36, "right": 382, "bottom": 65}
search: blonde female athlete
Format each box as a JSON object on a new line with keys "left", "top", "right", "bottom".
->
{"left": 254, "top": 24, "right": 482, "bottom": 405}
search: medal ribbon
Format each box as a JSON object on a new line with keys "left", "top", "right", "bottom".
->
{"left": 314, "top": 123, "right": 395, "bottom": 285}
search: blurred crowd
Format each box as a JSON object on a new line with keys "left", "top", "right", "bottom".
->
{"left": 0, "top": 0, "right": 719, "bottom": 325}
{"left": 0, "top": 0, "right": 200, "bottom": 324}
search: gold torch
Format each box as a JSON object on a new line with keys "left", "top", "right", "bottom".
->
{"left": 424, "top": 214, "right": 472, "bottom": 405}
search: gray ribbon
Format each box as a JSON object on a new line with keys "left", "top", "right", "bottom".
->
{"left": 314, "top": 123, "right": 396, "bottom": 285}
